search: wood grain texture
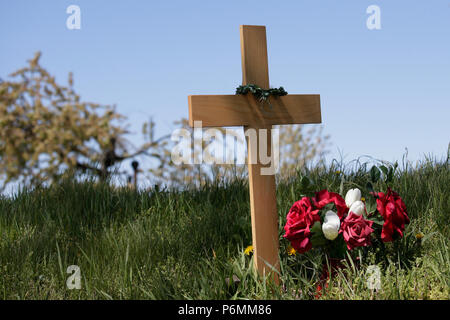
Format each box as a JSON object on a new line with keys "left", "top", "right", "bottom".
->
{"left": 245, "top": 126, "right": 280, "bottom": 283}
{"left": 240, "top": 25, "right": 270, "bottom": 88}
{"left": 240, "top": 25, "right": 280, "bottom": 283}
{"left": 188, "top": 94, "right": 321, "bottom": 127}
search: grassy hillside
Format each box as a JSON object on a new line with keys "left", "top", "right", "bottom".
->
{"left": 0, "top": 158, "right": 448, "bottom": 299}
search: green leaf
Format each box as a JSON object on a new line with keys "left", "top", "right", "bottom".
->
{"left": 369, "top": 215, "right": 384, "bottom": 226}
{"left": 310, "top": 221, "right": 327, "bottom": 247}
{"left": 386, "top": 167, "right": 394, "bottom": 183}
{"left": 310, "top": 221, "right": 322, "bottom": 233}
{"left": 301, "top": 176, "right": 310, "bottom": 189}
{"left": 370, "top": 165, "right": 380, "bottom": 183}
{"left": 365, "top": 200, "right": 376, "bottom": 214}
{"left": 328, "top": 236, "right": 347, "bottom": 259}
{"left": 311, "top": 234, "right": 327, "bottom": 247}
{"left": 366, "top": 181, "right": 374, "bottom": 192}
{"left": 379, "top": 165, "right": 388, "bottom": 176}
{"left": 372, "top": 220, "right": 384, "bottom": 226}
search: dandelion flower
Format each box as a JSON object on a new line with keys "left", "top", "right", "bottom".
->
{"left": 244, "top": 245, "right": 254, "bottom": 255}
{"left": 287, "top": 245, "right": 296, "bottom": 256}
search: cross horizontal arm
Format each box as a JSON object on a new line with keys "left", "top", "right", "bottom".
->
{"left": 188, "top": 94, "right": 321, "bottom": 127}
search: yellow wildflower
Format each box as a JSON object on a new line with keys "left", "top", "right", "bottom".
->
{"left": 416, "top": 232, "right": 424, "bottom": 240}
{"left": 287, "top": 245, "right": 296, "bottom": 256}
{"left": 244, "top": 245, "right": 254, "bottom": 255}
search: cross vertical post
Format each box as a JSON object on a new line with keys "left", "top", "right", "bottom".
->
{"left": 240, "top": 25, "right": 280, "bottom": 283}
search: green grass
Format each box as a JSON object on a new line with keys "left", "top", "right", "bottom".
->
{"left": 0, "top": 156, "right": 448, "bottom": 300}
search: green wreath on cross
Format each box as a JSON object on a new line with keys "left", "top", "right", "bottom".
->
{"left": 235, "top": 84, "right": 287, "bottom": 102}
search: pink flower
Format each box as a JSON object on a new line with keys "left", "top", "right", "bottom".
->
{"left": 283, "top": 197, "right": 320, "bottom": 253}
{"left": 313, "top": 189, "right": 348, "bottom": 219}
{"left": 340, "top": 212, "right": 374, "bottom": 250}
{"left": 375, "top": 188, "right": 410, "bottom": 242}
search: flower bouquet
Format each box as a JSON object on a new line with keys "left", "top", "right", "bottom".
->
{"left": 283, "top": 181, "right": 410, "bottom": 296}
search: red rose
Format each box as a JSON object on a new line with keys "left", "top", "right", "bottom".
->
{"left": 283, "top": 197, "right": 320, "bottom": 253}
{"left": 340, "top": 212, "right": 374, "bottom": 250}
{"left": 313, "top": 189, "right": 348, "bottom": 219}
{"left": 375, "top": 188, "right": 410, "bottom": 242}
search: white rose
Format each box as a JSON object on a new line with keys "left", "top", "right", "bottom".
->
{"left": 322, "top": 210, "right": 340, "bottom": 240}
{"left": 345, "top": 188, "right": 361, "bottom": 208}
{"left": 349, "top": 200, "right": 365, "bottom": 216}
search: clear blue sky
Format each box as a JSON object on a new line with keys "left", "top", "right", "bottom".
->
{"left": 1, "top": 0, "right": 449, "bottom": 183}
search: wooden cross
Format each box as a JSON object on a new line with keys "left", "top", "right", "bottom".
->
{"left": 188, "top": 25, "right": 321, "bottom": 283}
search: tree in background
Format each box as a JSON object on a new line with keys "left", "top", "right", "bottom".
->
{"left": 148, "top": 118, "right": 247, "bottom": 187}
{"left": 0, "top": 52, "right": 167, "bottom": 191}
{"left": 150, "top": 120, "right": 331, "bottom": 187}
{"left": 0, "top": 53, "right": 331, "bottom": 191}
{"left": 276, "top": 124, "right": 331, "bottom": 179}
